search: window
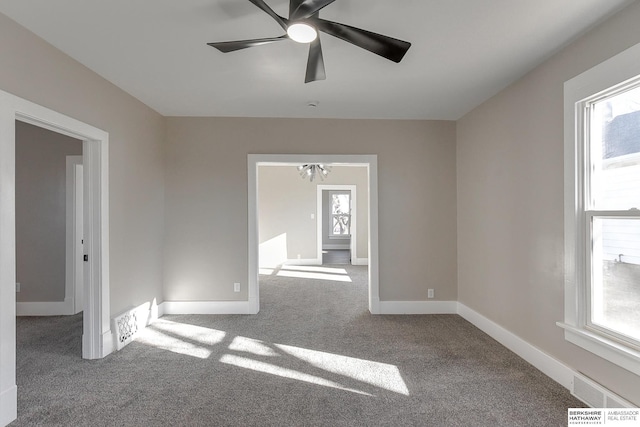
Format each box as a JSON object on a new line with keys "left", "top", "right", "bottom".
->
{"left": 561, "top": 42, "right": 640, "bottom": 376}
{"left": 329, "top": 191, "right": 351, "bottom": 238}
{"left": 587, "top": 86, "right": 640, "bottom": 344}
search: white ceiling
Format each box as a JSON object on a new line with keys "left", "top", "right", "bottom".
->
{"left": 0, "top": 0, "right": 633, "bottom": 119}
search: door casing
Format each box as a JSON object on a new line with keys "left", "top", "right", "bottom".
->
{"left": 317, "top": 185, "right": 357, "bottom": 265}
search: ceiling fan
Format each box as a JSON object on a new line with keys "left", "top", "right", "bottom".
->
{"left": 208, "top": 0, "right": 411, "bottom": 83}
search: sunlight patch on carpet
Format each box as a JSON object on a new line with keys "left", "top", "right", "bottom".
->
{"left": 277, "top": 344, "right": 410, "bottom": 396}
{"left": 134, "top": 320, "right": 407, "bottom": 396}
{"left": 135, "top": 319, "right": 226, "bottom": 359}
{"left": 259, "top": 265, "right": 352, "bottom": 282}
{"left": 281, "top": 265, "right": 349, "bottom": 275}
{"left": 276, "top": 270, "right": 352, "bottom": 282}
{"left": 220, "top": 354, "right": 372, "bottom": 396}
{"left": 228, "top": 336, "right": 279, "bottom": 357}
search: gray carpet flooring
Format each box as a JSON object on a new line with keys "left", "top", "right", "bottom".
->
{"left": 12, "top": 264, "right": 583, "bottom": 426}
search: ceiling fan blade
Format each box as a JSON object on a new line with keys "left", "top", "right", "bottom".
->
{"left": 207, "top": 35, "right": 288, "bottom": 53}
{"left": 305, "top": 36, "right": 326, "bottom": 83}
{"left": 290, "top": 0, "right": 336, "bottom": 20}
{"left": 315, "top": 19, "right": 411, "bottom": 63}
{"left": 248, "top": 0, "right": 288, "bottom": 31}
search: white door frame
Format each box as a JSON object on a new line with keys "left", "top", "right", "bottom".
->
{"left": 248, "top": 154, "right": 379, "bottom": 315}
{"left": 0, "top": 89, "right": 111, "bottom": 426}
{"left": 316, "top": 185, "right": 357, "bottom": 265}
{"left": 66, "top": 157, "right": 84, "bottom": 314}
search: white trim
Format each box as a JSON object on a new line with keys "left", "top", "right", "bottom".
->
{"left": 283, "top": 258, "right": 322, "bottom": 266}
{"left": 563, "top": 41, "right": 640, "bottom": 375}
{"left": 66, "top": 156, "right": 83, "bottom": 315}
{"left": 0, "top": 96, "right": 16, "bottom": 427}
{"left": 247, "top": 156, "right": 260, "bottom": 314}
{"left": 157, "top": 301, "right": 166, "bottom": 318}
{"left": 367, "top": 159, "right": 380, "bottom": 314}
{"left": 459, "top": 303, "right": 574, "bottom": 390}
{"left": 1, "top": 88, "right": 111, "bottom": 427}
{"left": 0, "top": 385, "right": 17, "bottom": 427}
{"left": 353, "top": 258, "right": 369, "bottom": 266}
{"left": 16, "top": 299, "right": 74, "bottom": 316}
{"left": 378, "top": 301, "right": 458, "bottom": 315}
{"left": 249, "top": 154, "right": 379, "bottom": 314}
{"left": 81, "top": 134, "right": 111, "bottom": 359}
{"left": 558, "top": 322, "right": 640, "bottom": 377}
{"left": 160, "top": 301, "right": 256, "bottom": 315}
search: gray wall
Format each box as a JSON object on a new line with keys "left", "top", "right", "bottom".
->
{"left": 15, "top": 121, "right": 82, "bottom": 302}
{"left": 457, "top": 1, "right": 640, "bottom": 405}
{"left": 0, "top": 12, "right": 166, "bottom": 316}
{"left": 164, "top": 118, "right": 458, "bottom": 303}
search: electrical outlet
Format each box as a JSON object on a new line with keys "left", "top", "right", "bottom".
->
{"left": 234, "top": 282, "right": 240, "bottom": 293}
{"left": 427, "top": 289, "right": 434, "bottom": 299}
{"left": 16, "top": 282, "right": 20, "bottom": 293}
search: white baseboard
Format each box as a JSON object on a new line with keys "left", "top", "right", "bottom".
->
{"left": 376, "top": 300, "right": 597, "bottom": 398}
{"left": 0, "top": 385, "right": 17, "bottom": 427}
{"left": 16, "top": 298, "right": 74, "bottom": 316}
{"left": 457, "top": 303, "right": 574, "bottom": 390}
{"left": 284, "top": 258, "right": 369, "bottom": 266}
{"left": 283, "top": 258, "right": 322, "bottom": 266}
{"left": 378, "top": 300, "right": 458, "bottom": 314}
{"left": 157, "top": 301, "right": 165, "bottom": 317}
{"left": 101, "top": 330, "right": 114, "bottom": 358}
{"left": 160, "top": 300, "right": 255, "bottom": 315}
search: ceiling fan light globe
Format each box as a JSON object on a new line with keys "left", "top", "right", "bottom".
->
{"left": 287, "top": 23, "right": 317, "bottom": 43}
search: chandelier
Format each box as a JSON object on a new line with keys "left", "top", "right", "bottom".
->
{"left": 297, "top": 164, "right": 331, "bottom": 182}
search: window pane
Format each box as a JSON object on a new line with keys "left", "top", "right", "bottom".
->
{"left": 332, "top": 215, "right": 350, "bottom": 235}
{"left": 590, "top": 85, "right": 640, "bottom": 210}
{"left": 591, "top": 217, "right": 640, "bottom": 342}
{"left": 332, "top": 194, "right": 350, "bottom": 215}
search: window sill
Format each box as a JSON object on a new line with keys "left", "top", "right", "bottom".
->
{"left": 557, "top": 322, "right": 640, "bottom": 376}
{"left": 329, "top": 235, "right": 350, "bottom": 240}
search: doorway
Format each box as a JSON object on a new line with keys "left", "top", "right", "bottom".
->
{"left": 317, "top": 185, "right": 357, "bottom": 266}
{"left": 14, "top": 122, "right": 83, "bottom": 316}
{"left": 248, "top": 154, "right": 380, "bottom": 315}
{"left": 0, "top": 89, "right": 111, "bottom": 427}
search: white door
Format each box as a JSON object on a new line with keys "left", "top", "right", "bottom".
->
{"left": 66, "top": 156, "right": 83, "bottom": 314}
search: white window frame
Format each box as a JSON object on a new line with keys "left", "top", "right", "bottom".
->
{"left": 328, "top": 190, "right": 351, "bottom": 239}
{"left": 559, "top": 41, "right": 640, "bottom": 376}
